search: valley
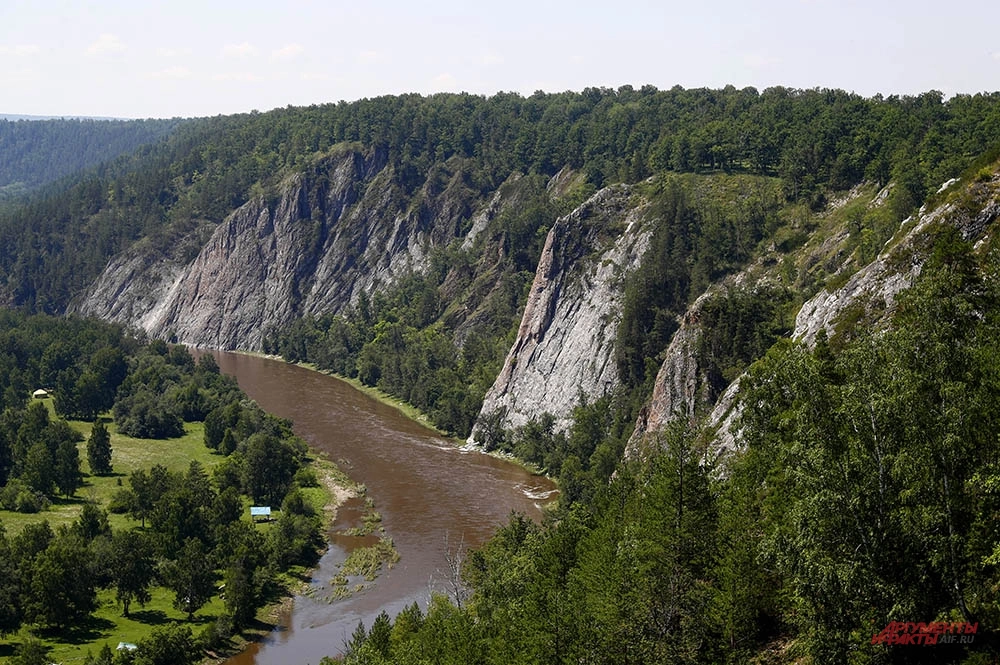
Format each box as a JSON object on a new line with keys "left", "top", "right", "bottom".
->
{"left": 1, "top": 87, "right": 999, "bottom": 663}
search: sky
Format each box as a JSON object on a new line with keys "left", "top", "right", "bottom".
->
{"left": 1, "top": 0, "right": 999, "bottom": 119}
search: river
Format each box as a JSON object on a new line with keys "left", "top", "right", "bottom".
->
{"left": 207, "top": 351, "right": 557, "bottom": 665}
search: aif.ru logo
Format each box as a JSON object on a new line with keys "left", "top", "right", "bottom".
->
{"left": 871, "top": 621, "right": 978, "bottom": 646}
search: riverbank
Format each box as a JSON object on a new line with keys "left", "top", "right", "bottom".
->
{"left": 206, "top": 455, "right": 360, "bottom": 664}
{"left": 200, "top": 349, "right": 559, "bottom": 665}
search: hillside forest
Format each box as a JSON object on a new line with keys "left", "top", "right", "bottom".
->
{"left": 0, "top": 86, "right": 999, "bottom": 663}
{"left": 330, "top": 222, "right": 1000, "bottom": 665}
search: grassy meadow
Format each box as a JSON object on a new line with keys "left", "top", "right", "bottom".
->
{"left": 0, "top": 399, "right": 341, "bottom": 663}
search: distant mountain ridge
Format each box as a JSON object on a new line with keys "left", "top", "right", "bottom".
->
{"left": 0, "top": 116, "right": 185, "bottom": 194}
{"left": 0, "top": 114, "right": 132, "bottom": 121}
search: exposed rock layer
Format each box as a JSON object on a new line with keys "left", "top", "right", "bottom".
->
{"left": 473, "top": 186, "right": 650, "bottom": 437}
{"left": 77, "top": 149, "right": 469, "bottom": 349}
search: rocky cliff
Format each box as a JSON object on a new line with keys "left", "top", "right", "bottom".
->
{"left": 471, "top": 185, "right": 650, "bottom": 438}
{"left": 73, "top": 139, "right": 1000, "bottom": 455}
{"left": 627, "top": 170, "right": 1000, "bottom": 458}
{"left": 76, "top": 145, "right": 660, "bottom": 438}
{"left": 75, "top": 148, "right": 478, "bottom": 349}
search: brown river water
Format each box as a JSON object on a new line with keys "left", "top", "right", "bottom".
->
{"left": 205, "top": 351, "right": 557, "bottom": 665}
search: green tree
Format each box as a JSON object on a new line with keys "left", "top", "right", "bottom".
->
{"left": 24, "top": 531, "right": 97, "bottom": 629}
{"left": 87, "top": 419, "right": 113, "bottom": 475}
{"left": 8, "top": 632, "right": 49, "bottom": 665}
{"left": 20, "top": 441, "right": 53, "bottom": 496}
{"left": 110, "top": 530, "right": 155, "bottom": 617}
{"left": 221, "top": 560, "right": 259, "bottom": 630}
{"left": 133, "top": 623, "right": 196, "bottom": 665}
{"left": 53, "top": 438, "right": 81, "bottom": 496}
{"left": 241, "top": 432, "right": 298, "bottom": 505}
{"left": 0, "top": 522, "right": 23, "bottom": 635}
{"left": 72, "top": 370, "right": 104, "bottom": 421}
{"left": 162, "top": 537, "right": 215, "bottom": 621}
{"left": 74, "top": 503, "right": 111, "bottom": 541}
{"left": 128, "top": 465, "right": 172, "bottom": 528}
{"left": 83, "top": 643, "right": 115, "bottom": 665}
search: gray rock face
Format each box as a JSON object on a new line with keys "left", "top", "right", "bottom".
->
{"left": 79, "top": 149, "right": 656, "bottom": 439}
{"left": 76, "top": 148, "right": 1000, "bottom": 467}
{"left": 471, "top": 186, "right": 650, "bottom": 437}
{"left": 625, "top": 300, "right": 707, "bottom": 457}
{"left": 631, "top": 174, "right": 1000, "bottom": 463}
{"left": 75, "top": 149, "right": 476, "bottom": 349}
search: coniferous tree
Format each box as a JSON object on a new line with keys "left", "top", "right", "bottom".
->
{"left": 86, "top": 419, "right": 112, "bottom": 475}
{"left": 74, "top": 503, "right": 111, "bottom": 541}
{"left": 53, "top": 438, "right": 81, "bottom": 496}
{"left": 8, "top": 633, "right": 48, "bottom": 665}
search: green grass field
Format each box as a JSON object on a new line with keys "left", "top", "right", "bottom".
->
{"left": 0, "top": 415, "right": 219, "bottom": 536}
{"left": 0, "top": 587, "right": 227, "bottom": 664}
{"left": 0, "top": 405, "right": 342, "bottom": 663}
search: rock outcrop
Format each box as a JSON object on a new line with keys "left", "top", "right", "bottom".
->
{"left": 76, "top": 149, "right": 479, "bottom": 349}
{"left": 74, "top": 145, "right": 1000, "bottom": 464}
{"left": 629, "top": 172, "right": 1000, "bottom": 461}
{"left": 471, "top": 185, "right": 650, "bottom": 437}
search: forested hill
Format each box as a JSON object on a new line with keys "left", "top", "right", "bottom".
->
{"left": 2, "top": 87, "right": 1000, "bottom": 314}
{"left": 3, "top": 86, "right": 1000, "bottom": 662}
{"left": 1, "top": 85, "right": 1000, "bottom": 439}
{"left": 0, "top": 117, "right": 185, "bottom": 200}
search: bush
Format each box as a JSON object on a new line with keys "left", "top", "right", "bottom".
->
{"left": 113, "top": 389, "right": 184, "bottom": 439}
{"left": 197, "top": 615, "right": 233, "bottom": 652}
{"left": 0, "top": 478, "right": 49, "bottom": 513}
{"left": 134, "top": 623, "right": 196, "bottom": 665}
{"left": 293, "top": 466, "right": 318, "bottom": 488}
{"left": 107, "top": 488, "right": 136, "bottom": 514}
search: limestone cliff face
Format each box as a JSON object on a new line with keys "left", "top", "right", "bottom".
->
{"left": 471, "top": 185, "right": 650, "bottom": 437}
{"left": 75, "top": 144, "right": 1000, "bottom": 460}
{"left": 793, "top": 179, "right": 1000, "bottom": 345}
{"left": 629, "top": 172, "right": 1000, "bottom": 460}
{"left": 626, "top": 297, "right": 710, "bottom": 452}
{"left": 624, "top": 275, "right": 768, "bottom": 459}
{"left": 78, "top": 148, "right": 650, "bottom": 437}
{"left": 75, "top": 149, "right": 478, "bottom": 349}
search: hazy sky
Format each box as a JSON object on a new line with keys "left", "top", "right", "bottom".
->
{"left": 2, "top": 0, "right": 999, "bottom": 119}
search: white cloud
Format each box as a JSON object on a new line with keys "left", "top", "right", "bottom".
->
{"left": 272, "top": 43, "right": 304, "bottom": 60}
{"left": 299, "top": 72, "right": 329, "bottom": 81}
{"left": 222, "top": 42, "right": 257, "bottom": 58}
{"left": 0, "top": 44, "right": 41, "bottom": 57}
{"left": 993, "top": 52, "right": 1000, "bottom": 61}
{"left": 87, "top": 33, "right": 127, "bottom": 56}
{"left": 157, "top": 47, "right": 192, "bottom": 58}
